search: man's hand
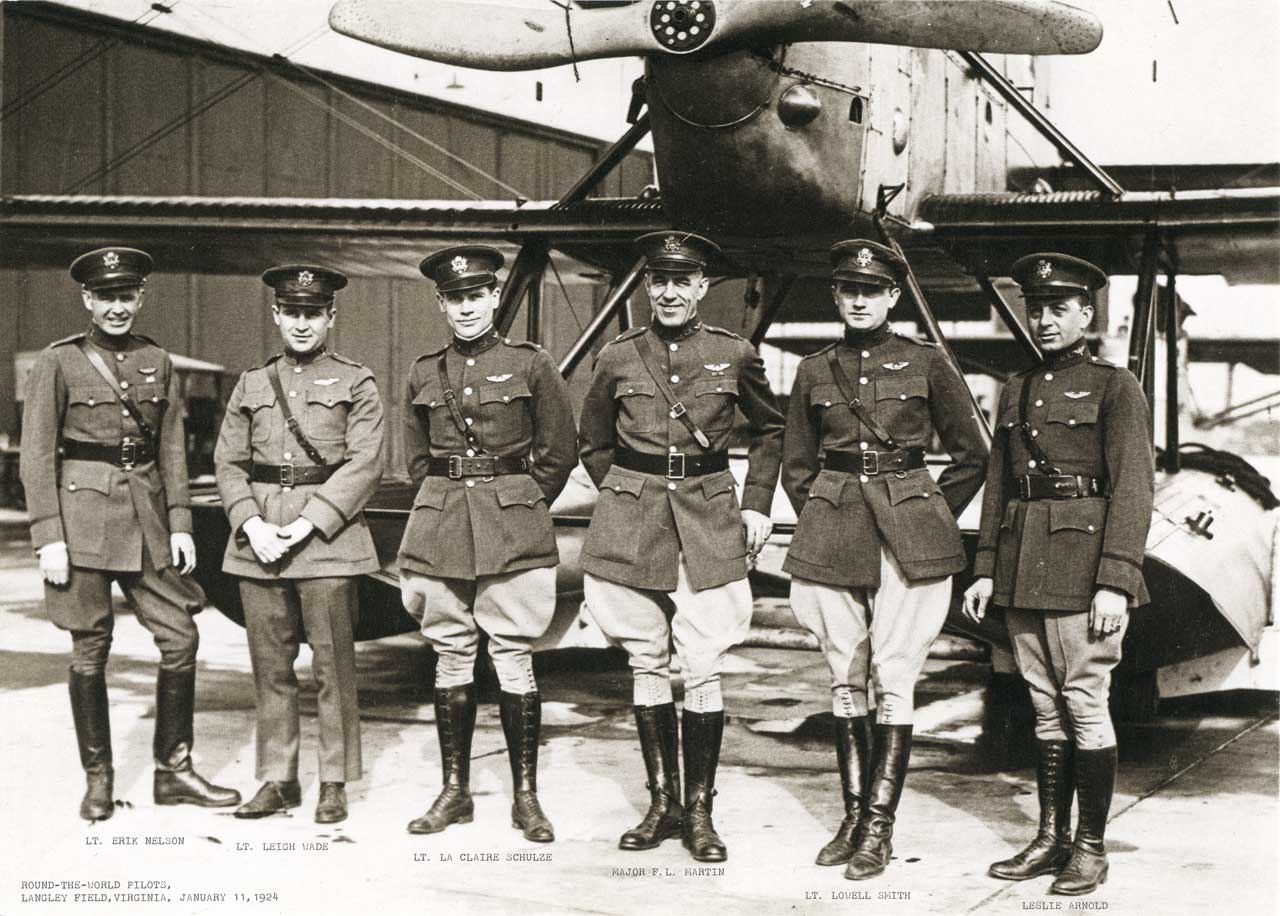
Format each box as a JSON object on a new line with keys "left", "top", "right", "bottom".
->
{"left": 170, "top": 532, "right": 197, "bottom": 575}
{"left": 1089, "top": 587, "right": 1128, "bottom": 638}
{"left": 741, "top": 509, "right": 773, "bottom": 558}
{"left": 962, "top": 577, "right": 994, "bottom": 624}
{"left": 243, "top": 516, "right": 288, "bottom": 564}
{"left": 275, "top": 517, "right": 316, "bottom": 551}
{"left": 38, "top": 541, "right": 70, "bottom": 586}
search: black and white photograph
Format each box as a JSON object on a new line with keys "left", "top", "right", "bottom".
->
{"left": 1, "top": 1, "right": 1277, "bottom": 914}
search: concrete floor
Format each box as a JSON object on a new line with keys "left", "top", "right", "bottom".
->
{"left": 0, "top": 522, "right": 1276, "bottom": 916}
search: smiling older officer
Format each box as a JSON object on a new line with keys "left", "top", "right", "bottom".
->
{"left": 400, "top": 246, "right": 576, "bottom": 842}
{"left": 578, "top": 230, "right": 785, "bottom": 863}
{"left": 20, "top": 247, "right": 240, "bottom": 821}
{"left": 963, "top": 253, "right": 1153, "bottom": 897}
{"left": 782, "top": 240, "right": 987, "bottom": 880}
{"left": 215, "top": 265, "right": 385, "bottom": 825}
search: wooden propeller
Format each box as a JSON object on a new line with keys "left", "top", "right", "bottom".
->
{"left": 329, "top": 0, "right": 1103, "bottom": 70}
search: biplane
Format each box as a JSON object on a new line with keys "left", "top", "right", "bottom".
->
{"left": 2, "top": 0, "right": 1277, "bottom": 718}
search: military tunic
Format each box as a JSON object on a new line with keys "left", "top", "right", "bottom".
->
{"left": 578, "top": 323, "right": 785, "bottom": 592}
{"left": 20, "top": 328, "right": 203, "bottom": 657}
{"left": 973, "top": 342, "right": 1153, "bottom": 748}
{"left": 781, "top": 329, "right": 988, "bottom": 587}
{"left": 972, "top": 346, "right": 1153, "bottom": 610}
{"left": 398, "top": 332, "right": 577, "bottom": 580}
{"left": 213, "top": 346, "right": 385, "bottom": 783}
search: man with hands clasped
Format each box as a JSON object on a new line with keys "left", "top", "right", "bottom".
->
{"left": 963, "top": 253, "right": 1154, "bottom": 896}
{"left": 215, "top": 265, "right": 385, "bottom": 824}
{"left": 20, "top": 247, "right": 240, "bottom": 821}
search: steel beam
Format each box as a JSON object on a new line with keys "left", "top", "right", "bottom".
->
{"left": 558, "top": 256, "right": 646, "bottom": 378}
{"left": 1128, "top": 232, "right": 1160, "bottom": 385}
{"left": 495, "top": 242, "right": 548, "bottom": 336}
{"left": 553, "top": 114, "right": 651, "bottom": 209}
{"left": 959, "top": 51, "right": 1124, "bottom": 198}
{"left": 1164, "top": 269, "right": 1180, "bottom": 472}
{"left": 749, "top": 276, "right": 796, "bottom": 349}
{"left": 976, "top": 273, "right": 1041, "bottom": 364}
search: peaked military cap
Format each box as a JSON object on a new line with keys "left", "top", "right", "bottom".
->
{"left": 262, "top": 264, "right": 347, "bottom": 307}
{"left": 1011, "top": 252, "right": 1107, "bottom": 299}
{"left": 70, "top": 247, "right": 153, "bottom": 291}
{"left": 830, "top": 239, "right": 903, "bottom": 288}
{"left": 421, "top": 245, "right": 504, "bottom": 294}
{"left": 637, "top": 230, "right": 721, "bottom": 272}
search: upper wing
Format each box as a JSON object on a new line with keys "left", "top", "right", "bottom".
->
{"left": 908, "top": 187, "right": 1280, "bottom": 285}
{"left": 0, "top": 194, "right": 667, "bottom": 279}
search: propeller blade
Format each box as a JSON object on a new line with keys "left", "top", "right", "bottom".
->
{"left": 329, "top": 1, "right": 1101, "bottom": 71}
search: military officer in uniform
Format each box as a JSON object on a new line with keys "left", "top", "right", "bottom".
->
{"left": 20, "top": 247, "right": 241, "bottom": 821}
{"left": 578, "top": 231, "right": 784, "bottom": 863}
{"left": 781, "top": 240, "right": 988, "bottom": 879}
{"left": 215, "top": 265, "right": 385, "bottom": 824}
{"left": 963, "top": 253, "right": 1153, "bottom": 896}
{"left": 400, "top": 246, "right": 576, "bottom": 842}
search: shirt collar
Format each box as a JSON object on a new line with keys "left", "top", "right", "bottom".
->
{"left": 282, "top": 345, "right": 327, "bottom": 366}
{"left": 452, "top": 327, "right": 501, "bottom": 357}
{"left": 87, "top": 325, "right": 132, "bottom": 352}
{"left": 841, "top": 321, "right": 894, "bottom": 351}
{"left": 651, "top": 317, "right": 702, "bottom": 342}
{"left": 1043, "top": 338, "right": 1090, "bottom": 370}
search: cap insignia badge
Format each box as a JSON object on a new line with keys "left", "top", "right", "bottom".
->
{"left": 1036, "top": 259, "right": 1053, "bottom": 279}
{"left": 103, "top": 252, "right": 120, "bottom": 269}
{"left": 663, "top": 235, "right": 682, "bottom": 253}
{"left": 451, "top": 255, "right": 470, "bottom": 275}
{"left": 856, "top": 248, "right": 874, "bottom": 268}
{"left": 1064, "top": 391, "right": 1092, "bottom": 399}
{"left": 297, "top": 270, "right": 315, "bottom": 287}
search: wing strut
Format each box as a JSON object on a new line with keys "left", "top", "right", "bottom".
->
{"left": 558, "top": 256, "right": 648, "bottom": 378}
{"left": 959, "top": 51, "right": 1124, "bottom": 198}
{"left": 976, "top": 272, "right": 1042, "bottom": 368}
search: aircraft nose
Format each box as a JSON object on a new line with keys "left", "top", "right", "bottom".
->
{"left": 647, "top": 48, "right": 778, "bottom": 129}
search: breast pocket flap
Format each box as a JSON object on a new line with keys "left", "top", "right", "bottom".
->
{"left": 241, "top": 385, "right": 277, "bottom": 411}
{"left": 67, "top": 385, "right": 116, "bottom": 408}
{"left": 1047, "top": 399, "right": 1101, "bottom": 427}
{"left": 305, "top": 385, "right": 353, "bottom": 407}
{"left": 876, "top": 376, "right": 929, "bottom": 402}
{"left": 693, "top": 377, "right": 738, "bottom": 398}
{"left": 809, "top": 384, "right": 842, "bottom": 409}
{"left": 480, "top": 382, "right": 532, "bottom": 406}
{"left": 615, "top": 379, "right": 655, "bottom": 400}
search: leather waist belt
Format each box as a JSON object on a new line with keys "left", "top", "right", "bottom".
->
{"left": 824, "top": 447, "right": 926, "bottom": 476}
{"left": 1017, "top": 475, "right": 1103, "bottom": 500}
{"left": 426, "top": 454, "right": 530, "bottom": 479}
{"left": 62, "top": 437, "right": 156, "bottom": 468}
{"left": 613, "top": 447, "right": 729, "bottom": 480}
{"left": 251, "top": 462, "right": 345, "bottom": 486}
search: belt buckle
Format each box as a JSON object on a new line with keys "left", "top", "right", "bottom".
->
{"left": 1053, "top": 476, "right": 1075, "bottom": 497}
{"left": 280, "top": 462, "right": 295, "bottom": 489}
{"left": 448, "top": 455, "right": 463, "bottom": 480}
{"left": 119, "top": 437, "right": 136, "bottom": 470}
{"left": 862, "top": 450, "right": 879, "bottom": 476}
{"left": 669, "top": 402, "right": 688, "bottom": 420}
{"left": 1018, "top": 476, "right": 1032, "bottom": 500}
{"left": 667, "top": 452, "right": 686, "bottom": 480}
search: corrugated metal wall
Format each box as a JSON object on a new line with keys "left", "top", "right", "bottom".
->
{"left": 0, "top": 3, "right": 655, "bottom": 475}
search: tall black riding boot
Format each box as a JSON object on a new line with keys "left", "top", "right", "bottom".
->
{"left": 681, "top": 709, "right": 727, "bottom": 863}
{"left": 69, "top": 670, "right": 114, "bottom": 821}
{"left": 816, "top": 715, "right": 872, "bottom": 866}
{"left": 408, "top": 684, "right": 477, "bottom": 834}
{"left": 152, "top": 669, "right": 241, "bottom": 807}
{"left": 619, "top": 703, "right": 682, "bottom": 850}
{"left": 989, "top": 740, "right": 1074, "bottom": 880}
{"left": 499, "top": 691, "right": 554, "bottom": 842}
{"left": 1050, "top": 746, "right": 1117, "bottom": 896}
{"left": 844, "top": 724, "right": 913, "bottom": 881}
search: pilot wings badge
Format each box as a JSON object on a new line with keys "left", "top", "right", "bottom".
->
{"left": 703, "top": 363, "right": 730, "bottom": 373}
{"left": 882, "top": 361, "right": 910, "bottom": 371}
{"left": 1064, "top": 391, "right": 1092, "bottom": 399}
{"left": 314, "top": 378, "right": 341, "bottom": 386}
{"left": 485, "top": 373, "right": 513, "bottom": 383}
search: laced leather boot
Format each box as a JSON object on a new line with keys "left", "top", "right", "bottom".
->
{"left": 408, "top": 684, "right": 477, "bottom": 834}
{"left": 619, "top": 703, "right": 682, "bottom": 850}
{"left": 989, "top": 740, "right": 1074, "bottom": 880}
{"left": 844, "top": 724, "right": 913, "bottom": 881}
{"left": 681, "top": 710, "right": 727, "bottom": 863}
{"left": 499, "top": 691, "right": 554, "bottom": 842}
{"left": 152, "top": 670, "right": 241, "bottom": 807}
{"left": 816, "top": 715, "right": 872, "bottom": 866}
{"left": 69, "top": 670, "right": 114, "bottom": 821}
{"left": 1050, "top": 746, "right": 1116, "bottom": 896}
